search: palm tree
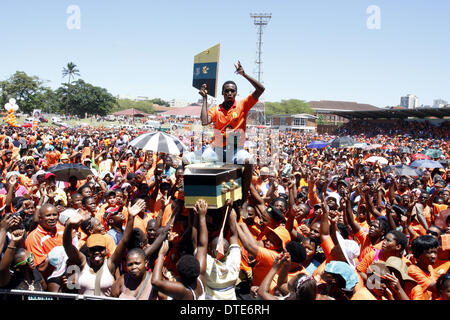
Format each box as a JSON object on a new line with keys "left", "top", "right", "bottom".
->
{"left": 62, "top": 62, "right": 80, "bottom": 116}
{"left": 62, "top": 62, "right": 80, "bottom": 83}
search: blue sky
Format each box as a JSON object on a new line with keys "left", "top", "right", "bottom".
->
{"left": 0, "top": 0, "right": 449, "bottom": 108}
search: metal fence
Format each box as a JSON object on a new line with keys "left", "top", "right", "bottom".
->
{"left": 0, "top": 289, "right": 120, "bottom": 301}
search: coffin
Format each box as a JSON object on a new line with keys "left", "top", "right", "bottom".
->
{"left": 183, "top": 163, "right": 244, "bottom": 209}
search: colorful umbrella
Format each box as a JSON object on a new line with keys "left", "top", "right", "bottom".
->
{"left": 423, "top": 149, "right": 443, "bottom": 158}
{"left": 411, "top": 153, "right": 431, "bottom": 160}
{"left": 307, "top": 141, "right": 328, "bottom": 149}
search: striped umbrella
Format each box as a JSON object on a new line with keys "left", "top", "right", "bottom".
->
{"left": 129, "top": 131, "right": 188, "bottom": 155}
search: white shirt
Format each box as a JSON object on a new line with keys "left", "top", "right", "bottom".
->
{"left": 204, "top": 244, "right": 241, "bottom": 300}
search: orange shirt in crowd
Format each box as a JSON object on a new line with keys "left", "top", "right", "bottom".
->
{"left": 208, "top": 94, "right": 258, "bottom": 148}
{"left": 407, "top": 264, "right": 437, "bottom": 299}
{"left": 354, "top": 229, "right": 383, "bottom": 261}
{"left": 252, "top": 247, "right": 279, "bottom": 287}
{"left": 25, "top": 223, "right": 65, "bottom": 266}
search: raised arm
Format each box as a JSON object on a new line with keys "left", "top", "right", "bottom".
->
{"left": 235, "top": 61, "right": 265, "bottom": 100}
{"left": 63, "top": 214, "right": 86, "bottom": 268}
{"left": 199, "top": 84, "right": 212, "bottom": 126}
{"left": 258, "top": 252, "right": 290, "bottom": 300}
{"left": 0, "top": 226, "right": 24, "bottom": 287}
{"left": 151, "top": 239, "right": 188, "bottom": 299}
{"left": 194, "top": 199, "right": 208, "bottom": 276}
{"left": 228, "top": 206, "right": 239, "bottom": 245}
{"left": 236, "top": 221, "right": 260, "bottom": 257}
{"left": 108, "top": 199, "right": 146, "bottom": 273}
{"left": 343, "top": 193, "right": 361, "bottom": 235}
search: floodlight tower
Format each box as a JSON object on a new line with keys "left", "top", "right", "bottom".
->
{"left": 250, "top": 13, "right": 271, "bottom": 124}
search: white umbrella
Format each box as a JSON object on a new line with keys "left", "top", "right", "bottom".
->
{"left": 352, "top": 142, "right": 367, "bottom": 149}
{"left": 366, "top": 156, "right": 388, "bottom": 165}
{"left": 129, "top": 132, "right": 188, "bottom": 155}
{"left": 364, "top": 144, "right": 383, "bottom": 150}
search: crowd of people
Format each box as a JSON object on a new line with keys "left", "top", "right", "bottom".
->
{"left": 0, "top": 119, "right": 448, "bottom": 301}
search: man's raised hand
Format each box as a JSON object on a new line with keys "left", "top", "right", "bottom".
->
{"left": 199, "top": 84, "right": 208, "bottom": 98}
{"left": 234, "top": 60, "right": 245, "bottom": 76}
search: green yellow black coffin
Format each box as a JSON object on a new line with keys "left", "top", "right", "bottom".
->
{"left": 184, "top": 164, "right": 243, "bottom": 209}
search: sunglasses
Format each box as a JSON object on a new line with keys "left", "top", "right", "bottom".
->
{"left": 14, "top": 253, "right": 34, "bottom": 268}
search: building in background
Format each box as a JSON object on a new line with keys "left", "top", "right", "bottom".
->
{"left": 400, "top": 94, "right": 419, "bottom": 109}
{"left": 269, "top": 113, "right": 317, "bottom": 132}
{"left": 169, "top": 99, "right": 190, "bottom": 108}
{"left": 307, "top": 100, "right": 379, "bottom": 125}
{"left": 433, "top": 99, "right": 448, "bottom": 109}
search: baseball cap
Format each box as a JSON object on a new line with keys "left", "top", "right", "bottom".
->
{"left": 260, "top": 167, "right": 270, "bottom": 175}
{"left": 45, "top": 172, "right": 56, "bottom": 180}
{"left": 266, "top": 205, "right": 286, "bottom": 222}
{"left": 60, "top": 154, "right": 69, "bottom": 160}
{"left": 86, "top": 234, "right": 107, "bottom": 248}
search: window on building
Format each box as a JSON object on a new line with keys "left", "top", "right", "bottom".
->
{"left": 293, "top": 118, "right": 306, "bottom": 126}
{"left": 280, "top": 117, "right": 286, "bottom": 125}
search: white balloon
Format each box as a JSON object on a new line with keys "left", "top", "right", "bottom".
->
{"left": 12, "top": 104, "right": 19, "bottom": 111}
{"left": 9, "top": 98, "right": 16, "bottom": 105}
{"left": 5, "top": 103, "right": 12, "bottom": 111}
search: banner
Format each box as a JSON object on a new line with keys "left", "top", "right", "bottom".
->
{"left": 193, "top": 43, "right": 220, "bottom": 97}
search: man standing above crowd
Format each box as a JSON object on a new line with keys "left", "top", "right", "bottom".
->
{"left": 199, "top": 61, "right": 265, "bottom": 163}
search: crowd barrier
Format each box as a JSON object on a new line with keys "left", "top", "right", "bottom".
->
{"left": 0, "top": 289, "right": 120, "bottom": 301}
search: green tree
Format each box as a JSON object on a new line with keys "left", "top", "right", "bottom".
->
{"left": 62, "top": 62, "right": 80, "bottom": 83}
{"left": 54, "top": 80, "right": 116, "bottom": 117}
{"left": 150, "top": 98, "right": 170, "bottom": 107}
{"left": 0, "top": 71, "right": 50, "bottom": 114}
{"left": 112, "top": 99, "right": 154, "bottom": 114}
{"left": 265, "top": 99, "right": 313, "bottom": 117}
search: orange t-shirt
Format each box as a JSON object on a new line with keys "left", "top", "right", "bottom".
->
{"left": 407, "top": 264, "right": 437, "bottom": 299}
{"left": 252, "top": 247, "right": 279, "bottom": 287}
{"left": 354, "top": 229, "right": 383, "bottom": 261}
{"left": 25, "top": 223, "right": 65, "bottom": 266}
{"left": 133, "top": 212, "right": 157, "bottom": 234}
{"left": 208, "top": 94, "right": 258, "bottom": 148}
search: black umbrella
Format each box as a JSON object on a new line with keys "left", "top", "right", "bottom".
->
{"left": 382, "top": 164, "right": 423, "bottom": 177}
{"left": 329, "top": 136, "right": 356, "bottom": 149}
{"left": 47, "top": 163, "right": 93, "bottom": 182}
